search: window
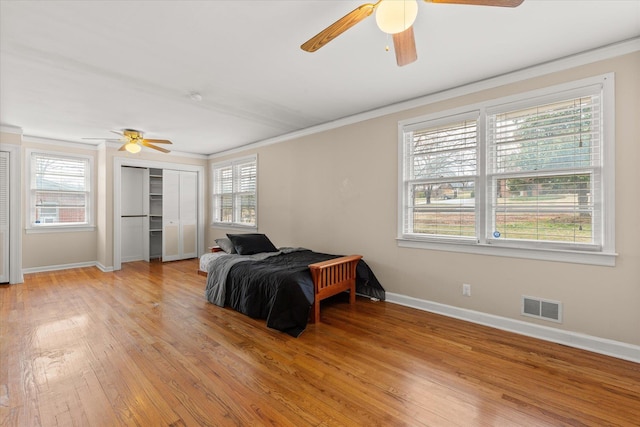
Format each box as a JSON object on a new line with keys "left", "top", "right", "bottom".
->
{"left": 487, "top": 91, "right": 602, "bottom": 249}
{"left": 402, "top": 112, "right": 479, "bottom": 241}
{"left": 28, "top": 151, "right": 93, "bottom": 230}
{"left": 399, "top": 75, "right": 615, "bottom": 265}
{"left": 212, "top": 155, "right": 257, "bottom": 228}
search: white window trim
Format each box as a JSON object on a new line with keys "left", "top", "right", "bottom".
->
{"left": 398, "top": 74, "right": 616, "bottom": 266}
{"left": 25, "top": 149, "right": 95, "bottom": 233}
{"left": 211, "top": 154, "right": 258, "bottom": 230}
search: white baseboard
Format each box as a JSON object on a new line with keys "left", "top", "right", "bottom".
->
{"left": 96, "top": 263, "right": 114, "bottom": 273}
{"left": 22, "top": 261, "right": 114, "bottom": 274}
{"left": 22, "top": 261, "right": 100, "bottom": 274}
{"left": 386, "top": 292, "right": 640, "bottom": 364}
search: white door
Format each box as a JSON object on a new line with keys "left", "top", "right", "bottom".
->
{"left": 120, "top": 166, "right": 146, "bottom": 262}
{"left": 179, "top": 171, "right": 198, "bottom": 259}
{"left": 162, "top": 169, "right": 181, "bottom": 261}
{"left": 162, "top": 170, "right": 198, "bottom": 261}
{"left": 0, "top": 152, "right": 9, "bottom": 283}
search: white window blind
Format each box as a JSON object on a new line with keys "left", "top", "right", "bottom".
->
{"left": 212, "top": 156, "right": 257, "bottom": 227}
{"left": 487, "top": 90, "right": 602, "bottom": 249}
{"left": 398, "top": 75, "right": 613, "bottom": 264}
{"left": 30, "top": 152, "right": 91, "bottom": 227}
{"left": 403, "top": 114, "right": 478, "bottom": 239}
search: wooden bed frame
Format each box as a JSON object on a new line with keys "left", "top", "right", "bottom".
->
{"left": 198, "top": 252, "right": 362, "bottom": 323}
{"left": 308, "top": 255, "right": 362, "bottom": 323}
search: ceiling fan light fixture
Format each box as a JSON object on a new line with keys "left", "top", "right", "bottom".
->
{"left": 125, "top": 142, "right": 141, "bottom": 153}
{"left": 375, "top": 0, "right": 418, "bottom": 34}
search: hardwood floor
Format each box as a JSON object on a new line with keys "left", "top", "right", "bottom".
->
{"left": 1, "top": 260, "right": 638, "bottom": 426}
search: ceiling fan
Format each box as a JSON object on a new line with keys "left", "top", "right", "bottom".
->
{"left": 301, "top": 0, "right": 524, "bottom": 67}
{"left": 84, "top": 129, "right": 172, "bottom": 153}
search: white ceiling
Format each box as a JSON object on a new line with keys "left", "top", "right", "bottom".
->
{"left": 1, "top": 0, "right": 639, "bottom": 155}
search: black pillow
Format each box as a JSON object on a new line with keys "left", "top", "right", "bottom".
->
{"left": 227, "top": 233, "right": 278, "bottom": 255}
{"left": 214, "top": 237, "right": 236, "bottom": 254}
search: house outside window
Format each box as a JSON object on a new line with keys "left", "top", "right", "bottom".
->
{"left": 398, "top": 74, "right": 615, "bottom": 265}
{"left": 211, "top": 155, "right": 257, "bottom": 228}
{"left": 28, "top": 150, "right": 93, "bottom": 230}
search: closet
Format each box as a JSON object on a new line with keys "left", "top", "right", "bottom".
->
{"left": 120, "top": 166, "right": 198, "bottom": 263}
{"left": 148, "top": 168, "right": 163, "bottom": 260}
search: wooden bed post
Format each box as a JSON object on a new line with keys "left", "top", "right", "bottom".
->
{"left": 308, "top": 255, "right": 362, "bottom": 323}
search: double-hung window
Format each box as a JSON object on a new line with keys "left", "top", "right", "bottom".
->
{"left": 402, "top": 112, "right": 479, "bottom": 241}
{"left": 487, "top": 88, "right": 603, "bottom": 249}
{"left": 212, "top": 155, "right": 257, "bottom": 228}
{"left": 399, "top": 75, "right": 615, "bottom": 265}
{"left": 28, "top": 151, "right": 93, "bottom": 230}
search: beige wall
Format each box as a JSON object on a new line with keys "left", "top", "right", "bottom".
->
{"left": 0, "top": 133, "right": 208, "bottom": 271}
{"left": 209, "top": 52, "right": 640, "bottom": 346}
{"left": 0, "top": 132, "right": 22, "bottom": 145}
{"left": 20, "top": 141, "right": 99, "bottom": 269}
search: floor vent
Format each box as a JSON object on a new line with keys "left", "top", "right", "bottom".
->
{"left": 522, "top": 296, "right": 562, "bottom": 323}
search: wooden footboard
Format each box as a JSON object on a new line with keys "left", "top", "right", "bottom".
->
{"left": 308, "top": 255, "right": 362, "bottom": 323}
{"left": 198, "top": 253, "right": 363, "bottom": 324}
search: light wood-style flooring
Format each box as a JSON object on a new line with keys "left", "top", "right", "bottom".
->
{"left": 1, "top": 259, "right": 639, "bottom": 426}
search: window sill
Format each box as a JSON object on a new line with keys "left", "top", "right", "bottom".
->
{"left": 397, "top": 238, "right": 617, "bottom": 267}
{"left": 211, "top": 222, "right": 258, "bottom": 231}
{"left": 26, "top": 225, "right": 96, "bottom": 234}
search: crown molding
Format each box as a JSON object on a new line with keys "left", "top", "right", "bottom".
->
{"left": 0, "top": 125, "right": 23, "bottom": 135}
{"left": 209, "top": 37, "right": 640, "bottom": 159}
{"left": 22, "top": 135, "right": 100, "bottom": 150}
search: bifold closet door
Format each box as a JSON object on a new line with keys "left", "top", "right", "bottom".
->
{"left": 162, "top": 169, "right": 197, "bottom": 261}
{"left": 162, "top": 169, "right": 181, "bottom": 261}
{"left": 179, "top": 171, "right": 198, "bottom": 259}
{"left": 120, "top": 166, "right": 146, "bottom": 262}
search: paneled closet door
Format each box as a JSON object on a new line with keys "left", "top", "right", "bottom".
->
{"left": 162, "top": 169, "right": 181, "bottom": 262}
{"left": 179, "top": 171, "right": 198, "bottom": 259}
{"left": 120, "top": 166, "right": 146, "bottom": 263}
{"left": 162, "top": 169, "right": 198, "bottom": 262}
{"left": 0, "top": 152, "right": 8, "bottom": 283}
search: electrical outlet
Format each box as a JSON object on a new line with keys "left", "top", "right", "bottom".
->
{"left": 462, "top": 283, "right": 471, "bottom": 297}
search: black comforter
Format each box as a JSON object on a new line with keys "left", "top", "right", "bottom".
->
{"left": 205, "top": 249, "right": 384, "bottom": 337}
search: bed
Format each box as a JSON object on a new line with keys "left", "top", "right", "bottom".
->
{"left": 199, "top": 234, "right": 384, "bottom": 337}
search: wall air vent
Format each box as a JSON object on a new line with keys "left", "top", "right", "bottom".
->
{"left": 522, "top": 296, "right": 562, "bottom": 323}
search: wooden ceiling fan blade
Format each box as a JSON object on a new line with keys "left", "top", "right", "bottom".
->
{"left": 118, "top": 143, "right": 128, "bottom": 151}
{"left": 141, "top": 141, "right": 171, "bottom": 153}
{"left": 425, "top": 0, "right": 524, "bottom": 6}
{"left": 393, "top": 27, "right": 417, "bottom": 67}
{"left": 301, "top": 1, "right": 380, "bottom": 52}
{"left": 142, "top": 139, "right": 172, "bottom": 144}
